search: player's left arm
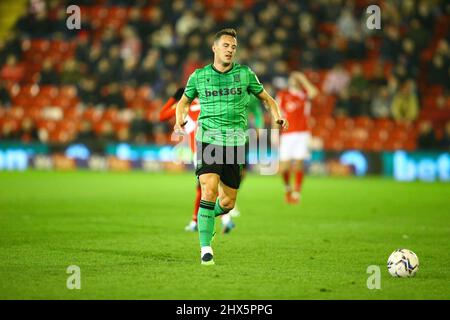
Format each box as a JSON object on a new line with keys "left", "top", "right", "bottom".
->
{"left": 293, "top": 72, "right": 319, "bottom": 100}
{"left": 257, "top": 89, "right": 288, "bottom": 130}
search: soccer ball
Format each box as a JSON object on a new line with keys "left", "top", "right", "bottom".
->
{"left": 387, "top": 249, "right": 419, "bottom": 277}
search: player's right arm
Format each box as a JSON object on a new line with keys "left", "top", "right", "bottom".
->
{"left": 257, "top": 89, "right": 288, "bottom": 130}
{"left": 174, "top": 94, "right": 191, "bottom": 133}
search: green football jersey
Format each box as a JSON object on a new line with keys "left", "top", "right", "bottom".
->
{"left": 184, "top": 63, "right": 264, "bottom": 146}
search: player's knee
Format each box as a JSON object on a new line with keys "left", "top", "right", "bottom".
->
{"left": 202, "top": 187, "right": 218, "bottom": 202}
{"left": 220, "top": 197, "right": 236, "bottom": 210}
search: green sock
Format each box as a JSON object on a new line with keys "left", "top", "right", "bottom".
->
{"left": 214, "top": 198, "right": 230, "bottom": 217}
{"left": 198, "top": 200, "right": 216, "bottom": 247}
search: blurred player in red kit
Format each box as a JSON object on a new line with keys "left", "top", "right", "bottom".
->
{"left": 276, "top": 72, "right": 319, "bottom": 204}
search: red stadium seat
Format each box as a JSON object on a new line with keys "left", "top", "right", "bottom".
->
{"left": 324, "top": 138, "right": 344, "bottom": 152}
{"left": 83, "top": 108, "right": 103, "bottom": 123}
{"left": 335, "top": 117, "right": 354, "bottom": 130}
{"left": 59, "top": 86, "right": 78, "bottom": 99}
{"left": 311, "top": 127, "right": 330, "bottom": 139}
{"left": 64, "top": 107, "right": 81, "bottom": 120}
{"left": 39, "top": 86, "right": 59, "bottom": 99}
{"left": 107, "top": 6, "right": 129, "bottom": 20}
{"left": 30, "top": 39, "right": 50, "bottom": 52}
{"left": 390, "top": 128, "right": 408, "bottom": 142}
{"left": 34, "top": 96, "right": 52, "bottom": 108}
{"left": 374, "top": 118, "right": 394, "bottom": 131}
{"left": 314, "top": 116, "right": 335, "bottom": 130}
{"left": 363, "top": 138, "right": 384, "bottom": 152}
{"left": 102, "top": 109, "right": 119, "bottom": 122}
{"left": 354, "top": 116, "right": 374, "bottom": 129}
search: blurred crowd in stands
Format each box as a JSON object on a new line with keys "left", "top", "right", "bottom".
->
{"left": 0, "top": 0, "right": 449, "bottom": 151}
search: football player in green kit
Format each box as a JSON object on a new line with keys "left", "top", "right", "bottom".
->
{"left": 174, "top": 28, "right": 288, "bottom": 265}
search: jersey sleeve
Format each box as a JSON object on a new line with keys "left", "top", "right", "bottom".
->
{"left": 184, "top": 70, "right": 198, "bottom": 100}
{"left": 247, "top": 67, "right": 264, "bottom": 95}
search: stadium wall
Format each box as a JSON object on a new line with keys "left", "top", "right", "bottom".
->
{"left": 0, "top": 142, "right": 449, "bottom": 182}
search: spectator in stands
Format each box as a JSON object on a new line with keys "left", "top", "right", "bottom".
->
{"left": 391, "top": 80, "right": 419, "bottom": 124}
{"left": 121, "top": 57, "right": 139, "bottom": 86}
{"left": 417, "top": 120, "right": 438, "bottom": 150}
{"left": 128, "top": 8, "right": 145, "bottom": 39}
{"left": 117, "top": 126, "right": 130, "bottom": 143}
{"left": 346, "top": 31, "right": 367, "bottom": 60}
{"left": 399, "top": 38, "right": 420, "bottom": 78}
{"left": 97, "top": 121, "right": 116, "bottom": 145}
{"left": 371, "top": 87, "right": 392, "bottom": 119}
{"left": 107, "top": 45, "right": 123, "bottom": 79}
{"left": 321, "top": 37, "right": 345, "bottom": 69}
{"left": 380, "top": 25, "right": 401, "bottom": 62}
{"left": 60, "top": 59, "right": 82, "bottom": 85}
{"left": 96, "top": 58, "right": 114, "bottom": 88}
{"left": 101, "top": 27, "right": 121, "bottom": 53}
{"left": 27, "top": 11, "right": 53, "bottom": 38}
{"left": 78, "top": 77, "right": 99, "bottom": 106}
{"left": 75, "top": 33, "right": 91, "bottom": 63}
{"left": 0, "top": 32, "right": 23, "bottom": 64}
{"left": 322, "top": 63, "right": 350, "bottom": 96}
{"left": 87, "top": 45, "right": 103, "bottom": 74}
{"left": 407, "top": 19, "right": 429, "bottom": 51}
{"left": 120, "top": 27, "right": 142, "bottom": 61}
{"left": 38, "top": 59, "right": 59, "bottom": 85}
{"left": 151, "top": 23, "right": 175, "bottom": 50}
{"left": 0, "top": 121, "right": 18, "bottom": 140}
{"left": 130, "top": 108, "right": 151, "bottom": 144}
{"left": 435, "top": 39, "right": 450, "bottom": 66}
{"left": 1, "top": 55, "right": 24, "bottom": 83}
{"left": 337, "top": 8, "right": 358, "bottom": 39}
{"left": 102, "top": 83, "right": 126, "bottom": 110}
{"left": 137, "top": 51, "right": 158, "bottom": 86}
{"left": 176, "top": 10, "right": 200, "bottom": 38}
{"left": 348, "top": 63, "right": 370, "bottom": 116}
{"left": 334, "top": 88, "right": 354, "bottom": 117}
{"left": 370, "top": 63, "right": 388, "bottom": 90}
{"left": 76, "top": 120, "right": 96, "bottom": 146}
{"left": 299, "top": 37, "right": 319, "bottom": 69}
{"left": 439, "top": 121, "right": 450, "bottom": 151}
{"left": 0, "top": 80, "right": 11, "bottom": 107}
{"left": 18, "top": 118, "right": 39, "bottom": 143}
{"left": 141, "top": 6, "right": 164, "bottom": 38}
{"left": 428, "top": 54, "right": 448, "bottom": 85}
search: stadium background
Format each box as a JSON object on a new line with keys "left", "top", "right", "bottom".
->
{"left": 0, "top": 0, "right": 448, "bottom": 180}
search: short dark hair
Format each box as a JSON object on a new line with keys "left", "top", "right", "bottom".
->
{"left": 214, "top": 28, "right": 237, "bottom": 42}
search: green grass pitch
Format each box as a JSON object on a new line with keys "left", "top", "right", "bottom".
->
{"left": 0, "top": 170, "right": 449, "bottom": 299}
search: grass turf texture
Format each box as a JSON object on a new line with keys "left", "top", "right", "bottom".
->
{"left": 0, "top": 170, "right": 449, "bottom": 300}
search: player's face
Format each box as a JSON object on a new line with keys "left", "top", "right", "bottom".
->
{"left": 213, "top": 35, "right": 237, "bottom": 66}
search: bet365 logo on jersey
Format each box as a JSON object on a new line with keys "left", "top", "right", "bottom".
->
{"left": 205, "top": 88, "right": 243, "bottom": 97}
